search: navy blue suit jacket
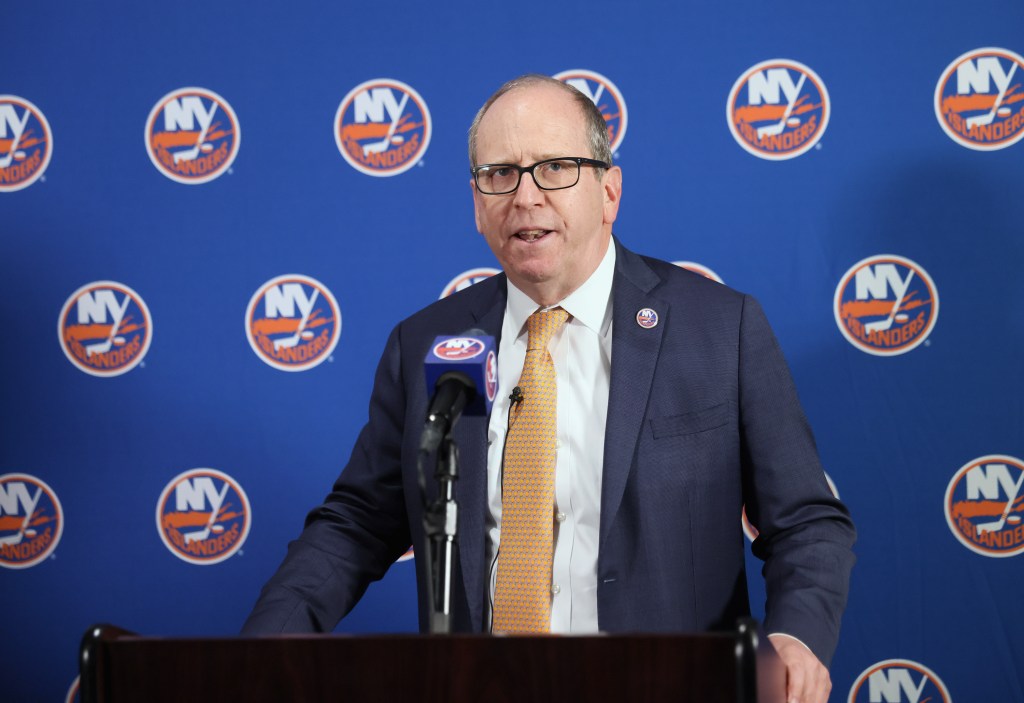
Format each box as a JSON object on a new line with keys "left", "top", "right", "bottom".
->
{"left": 242, "top": 239, "right": 856, "bottom": 666}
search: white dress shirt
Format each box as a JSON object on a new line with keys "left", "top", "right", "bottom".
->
{"left": 485, "top": 243, "right": 616, "bottom": 633}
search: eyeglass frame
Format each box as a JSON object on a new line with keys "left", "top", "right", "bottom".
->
{"left": 470, "top": 156, "right": 611, "bottom": 195}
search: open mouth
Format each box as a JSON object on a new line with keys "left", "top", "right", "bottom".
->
{"left": 514, "top": 229, "right": 551, "bottom": 242}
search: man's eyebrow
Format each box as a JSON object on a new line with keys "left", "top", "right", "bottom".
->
{"left": 479, "top": 154, "right": 570, "bottom": 165}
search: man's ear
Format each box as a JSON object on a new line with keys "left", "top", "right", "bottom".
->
{"left": 471, "top": 178, "right": 485, "bottom": 233}
{"left": 602, "top": 166, "right": 623, "bottom": 225}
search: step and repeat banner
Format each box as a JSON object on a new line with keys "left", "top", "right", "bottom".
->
{"left": 3, "top": 2, "right": 1022, "bottom": 700}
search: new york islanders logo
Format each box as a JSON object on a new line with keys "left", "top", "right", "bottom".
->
{"left": 485, "top": 350, "right": 498, "bottom": 401}
{"left": 156, "top": 468, "right": 250, "bottom": 565}
{"left": 145, "top": 87, "right": 240, "bottom": 184}
{"left": 246, "top": 274, "right": 341, "bottom": 372}
{"left": 834, "top": 255, "right": 938, "bottom": 356}
{"left": 58, "top": 281, "right": 152, "bottom": 377}
{"left": 0, "top": 473, "right": 64, "bottom": 569}
{"left": 0, "top": 95, "right": 52, "bottom": 192}
{"left": 935, "top": 47, "right": 1024, "bottom": 151}
{"left": 945, "top": 455, "right": 1024, "bottom": 558}
{"left": 439, "top": 267, "right": 500, "bottom": 299}
{"left": 334, "top": 79, "right": 431, "bottom": 176}
{"left": 848, "top": 659, "right": 951, "bottom": 703}
{"left": 554, "top": 69, "right": 628, "bottom": 153}
{"left": 433, "top": 337, "right": 485, "bottom": 361}
{"left": 674, "top": 261, "right": 724, "bottom": 284}
{"left": 727, "top": 60, "right": 830, "bottom": 160}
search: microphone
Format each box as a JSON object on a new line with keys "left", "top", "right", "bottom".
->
{"left": 420, "top": 331, "right": 497, "bottom": 453}
{"left": 509, "top": 386, "right": 524, "bottom": 405}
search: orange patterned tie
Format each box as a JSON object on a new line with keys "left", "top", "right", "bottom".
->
{"left": 492, "top": 307, "right": 569, "bottom": 633}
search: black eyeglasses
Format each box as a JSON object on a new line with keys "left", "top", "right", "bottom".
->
{"left": 471, "top": 157, "right": 610, "bottom": 195}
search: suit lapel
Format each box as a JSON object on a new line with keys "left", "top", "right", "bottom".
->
{"left": 451, "top": 275, "right": 507, "bottom": 632}
{"left": 601, "top": 242, "right": 666, "bottom": 545}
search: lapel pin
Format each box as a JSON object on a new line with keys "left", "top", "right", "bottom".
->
{"left": 636, "top": 308, "right": 658, "bottom": 329}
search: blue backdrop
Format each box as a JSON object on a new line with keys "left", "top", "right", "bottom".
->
{"left": 2, "top": 1, "right": 1022, "bottom": 700}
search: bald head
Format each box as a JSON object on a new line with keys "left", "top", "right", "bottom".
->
{"left": 468, "top": 74, "right": 613, "bottom": 169}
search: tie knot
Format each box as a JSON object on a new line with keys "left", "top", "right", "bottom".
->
{"left": 526, "top": 307, "right": 569, "bottom": 350}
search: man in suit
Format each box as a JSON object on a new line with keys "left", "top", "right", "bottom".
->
{"left": 243, "top": 74, "right": 855, "bottom": 703}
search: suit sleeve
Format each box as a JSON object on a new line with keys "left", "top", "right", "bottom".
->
{"left": 737, "top": 295, "right": 856, "bottom": 667}
{"left": 241, "top": 324, "right": 413, "bottom": 634}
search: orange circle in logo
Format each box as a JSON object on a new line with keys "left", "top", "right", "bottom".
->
{"left": 439, "top": 267, "right": 501, "bottom": 299}
{"left": 0, "top": 95, "right": 53, "bottom": 192}
{"left": 554, "top": 69, "right": 629, "bottom": 154}
{"left": 934, "top": 47, "right": 1024, "bottom": 151}
{"left": 334, "top": 78, "right": 431, "bottom": 177}
{"left": 944, "top": 455, "right": 1024, "bottom": 558}
{"left": 0, "top": 473, "right": 64, "bottom": 569}
{"left": 847, "top": 659, "right": 951, "bottom": 703}
{"left": 727, "top": 59, "right": 830, "bottom": 160}
{"left": 156, "top": 468, "right": 251, "bottom": 565}
{"left": 674, "top": 261, "right": 724, "bottom": 284}
{"left": 245, "top": 274, "right": 342, "bottom": 372}
{"left": 833, "top": 255, "right": 938, "bottom": 356}
{"left": 145, "top": 87, "right": 240, "bottom": 184}
{"left": 58, "top": 281, "right": 152, "bottom": 377}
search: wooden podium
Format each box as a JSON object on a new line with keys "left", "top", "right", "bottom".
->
{"left": 80, "top": 620, "right": 786, "bottom": 702}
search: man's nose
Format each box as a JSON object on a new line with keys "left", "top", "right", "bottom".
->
{"left": 512, "top": 170, "right": 545, "bottom": 207}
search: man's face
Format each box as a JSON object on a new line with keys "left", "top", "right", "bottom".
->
{"left": 471, "top": 84, "right": 622, "bottom": 306}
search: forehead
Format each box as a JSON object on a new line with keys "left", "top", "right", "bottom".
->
{"left": 475, "top": 84, "right": 590, "bottom": 163}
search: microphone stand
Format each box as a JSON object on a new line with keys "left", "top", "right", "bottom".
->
{"left": 424, "top": 431, "right": 459, "bottom": 634}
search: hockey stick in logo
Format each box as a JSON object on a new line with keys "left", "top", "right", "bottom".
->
{"left": 173, "top": 102, "right": 218, "bottom": 163}
{"left": 363, "top": 93, "right": 409, "bottom": 156}
{"left": 273, "top": 289, "right": 319, "bottom": 350}
{"left": 0, "top": 486, "right": 41, "bottom": 546}
{"left": 757, "top": 73, "right": 806, "bottom": 139}
{"left": 84, "top": 294, "right": 131, "bottom": 357}
{"left": 864, "top": 270, "right": 914, "bottom": 334}
{"left": 977, "top": 470, "right": 1024, "bottom": 535}
{"left": 966, "top": 63, "right": 1017, "bottom": 129}
{"left": 0, "top": 107, "right": 31, "bottom": 168}
{"left": 184, "top": 481, "right": 230, "bottom": 544}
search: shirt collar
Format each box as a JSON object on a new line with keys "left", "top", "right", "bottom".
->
{"left": 506, "top": 241, "right": 616, "bottom": 339}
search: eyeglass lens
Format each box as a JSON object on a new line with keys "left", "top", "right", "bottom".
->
{"left": 476, "top": 159, "right": 581, "bottom": 194}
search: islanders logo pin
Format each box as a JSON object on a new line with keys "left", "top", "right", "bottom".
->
{"left": 335, "top": 78, "right": 431, "bottom": 176}
{"left": 945, "top": 455, "right": 1024, "bottom": 558}
{"left": 145, "top": 87, "right": 240, "bottom": 184}
{"left": 847, "top": 659, "right": 951, "bottom": 703}
{"left": 554, "top": 69, "right": 628, "bottom": 153}
{"left": 0, "top": 95, "right": 52, "bottom": 192}
{"left": 0, "top": 473, "right": 64, "bottom": 569}
{"left": 58, "top": 281, "right": 152, "bottom": 377}
{"left": 727, "top": 59, "right": 829, "bottom": 160}
{"left": 156, "top": 468, "right": 250, "bottom": 565}
{"left": 246, "top": 274, "right": 341, "bottom": 372}
{"left": 935, "top": 47, "right": 1024, "bottom": 151}
{"left": 439, "top": 267, "right": 500, "bottom": 299}
{"left": 834, "top": 255, "right": 938, "bottom": 356}
{"left": 636, "top": 308, "right": 658, "bottom": 329}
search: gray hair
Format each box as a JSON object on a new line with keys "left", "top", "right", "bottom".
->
{"left": 467, "top": 74, "right": 613, "bottom": 171}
